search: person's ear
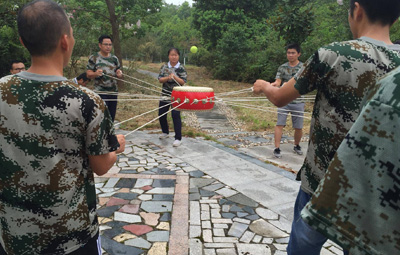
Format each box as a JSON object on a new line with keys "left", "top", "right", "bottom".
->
{"left": 60, "top": 34, "right": 69, "bottom": 51}
{"left": 353, "top": 2, "right": 364, "bottom": 21}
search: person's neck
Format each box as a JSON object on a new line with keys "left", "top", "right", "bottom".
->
{"left": 27, "top": 56, "right": 64, "bottom": 76}
{"left": 357, "top": 23, "right": 392, "bottom": 45}
{"left": 99, "top": 51, "right": 110, "bottom": 57}
{"left": 288, "top": 60, "right": 300, "bottom": 67}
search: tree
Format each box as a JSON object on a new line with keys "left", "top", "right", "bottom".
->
{"left": 267, "top": 0, "right": 315, "bottom": 45}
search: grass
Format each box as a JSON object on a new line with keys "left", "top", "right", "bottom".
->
{"left": 85, "top": 61, "right": 313, "bottom": 137}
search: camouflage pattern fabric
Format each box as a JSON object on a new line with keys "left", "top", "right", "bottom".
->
{"left": 275, "top": 62, "right": 304, "bottom": 104}
{"left": 87, "top": 52, "right": 121, "bottom": 92}
{"left": 294, "top": 37, "right": 400, "bottom": 195}
{"left": 0, "top": 72, "right": 119, "bottom": 254}
{"left": 158, "top": 62, "right": 187, "bottom": 98}
{"left": 301, "top": 66, "right": 400, "bottom": 255}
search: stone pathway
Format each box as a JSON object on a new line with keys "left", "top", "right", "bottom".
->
{"left": 95, "top": 131, "right": 344, "bottom": 255}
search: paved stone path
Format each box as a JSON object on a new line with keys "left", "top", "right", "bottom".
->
{"left": 95, "top": 130, "right": 343, "bottom": 255}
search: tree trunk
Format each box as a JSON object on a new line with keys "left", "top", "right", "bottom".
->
{"left": 105, "top": 0, "right": 124, "bottom": 88}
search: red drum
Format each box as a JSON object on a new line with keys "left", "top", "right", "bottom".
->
{"left": 171, "top": 86, "right": 215, "bottom": 111}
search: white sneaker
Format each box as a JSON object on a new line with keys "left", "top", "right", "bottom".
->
{"left": 173, "top": 140, "right": 181, "bottom": 147}
{"left": 159, "top": 133, "right": 169, "bottom": 139}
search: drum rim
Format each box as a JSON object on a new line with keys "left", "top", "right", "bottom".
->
{"left": 172, "top": 86, "right": 214, "bottom": 92}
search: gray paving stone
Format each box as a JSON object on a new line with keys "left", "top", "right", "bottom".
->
{"left": 213, "top": 229, "right": 225, "bottom": 237}
{"left": 249, "top": 219, "right": 288, "bottom": 238}
{"left": 216, "top": 248, "right": 237, "bottom": 255}
{"left": 203, "top": 183, "right": 225, "bottom": 191}
{"left": 204, "top": 243, "right": 235, "bottom": 249}
{"left": 125, "top": 237, "right": 151, "bottom": 249}
{"left": 276, "top": 237, "right": 290, "bottom": 244}
{"left": 240, "top": 231, "right": 255, "bottom": 243}
{"left": 102, "top": 228, "right": 126, "bottom": 239}
{"left": 237, "top": 212, "right": 249, "bottom": 218}
{"left": 152, "top": 179, "right": 175, "bottom": 188}
{"left": 113, "top": 193, "right": 139, "bottom": 200}
{"left": 203, "top": 229, "right": 213, "bottom": 243}
{"left": 159, "top": 212, "right": 171, "bottom": 222}
{"left": 190, "top": 239, "right": 203, "bottom": 255}
{"left": 104, "top": 178, "right": 120, "bottom": 188}
{"left": 146, "top": 187, "right": 175, "bottom": 194}
{"left": 97, "top": 205, "right": 120, "bottom": 218}
{"left": 229, "top": 205, "right": 243, "bottom": 212}
{"left": 141, "top": 201, "right": 172, "bottom": 212}
{"left": 134, "top": 179, "right": 153, "bottom": 188}
{"left": 236, "top": 244, "right": 272, "bottom": 255}
{"left": 227, "top": 222, "right": 248, "bottom": 238}
{"left": 213, "top": 237, "right": 238, "bottom": 243}
{"left": 189, "top": 170, "right": 205, "bottom": 177}
{"left": 215, "top": 187, "right": 238, "bottom": 197}
{"left": 114, "top": 212, "right": 141, "bottom": 223}
{"left": 204, "top": 249, "right": 216, "bottom": 255}
{"left": 245, "top": 214, "right": 260, "bottom": 221}
{"left": 233, "top": 218, "right": 251, "bottom": 224}
{"left": 228, "top": 194, "right": 259, "bottom": 207}
{"left": 256, "top": 207, "right": 279, "bottom": 220}
{"left": 190, "top": 225, "right": 202, "bottom": 238}
{"left": 152, "top": 194, "right": 174, "bottom": 201}
{"left": 252, "top": 235, "right": 262, "bottom": 243}
{"left": 146, "top": 231, "right": 169, "bottom": 242}
{"left": 101, "top": 236, "right": 144, "bottom": 255}
{"left": 190, "top": 178, "right": 216, "bottom": 188}
{"left": 221, "top": 213, "right": 235, "bottom": 219}
{"left": 190, "top": 201, "right": 201, "bottom": 225}
{"left": 202, "top": 221, "right": 211, "bottom": 229}
{"left": 190, "top": 193, "right": 201, "bottom": 201}
{"left": 200, "top": 189, "right": 216, "bottom": 197}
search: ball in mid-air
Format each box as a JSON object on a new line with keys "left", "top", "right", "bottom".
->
{"left": 190, "top": 46, "right": 198, "bottom": 54}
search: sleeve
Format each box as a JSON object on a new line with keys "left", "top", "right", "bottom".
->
{"left": 158, "top": 64, "right": 167, "bottom": 80}
{"left": 85, "top": 92, "right": 119, "bottom": 155}
{"left": 177, "top": 67, "right": 187, "bottom": 83}
{"left": 294, "top": 50, "right": 329, "bottom": 95}
{"left": 275, "top": 65, "right": 283, "bottom": 80}
{"left": 87, "top": 55, "right": 96, "bottom": 71}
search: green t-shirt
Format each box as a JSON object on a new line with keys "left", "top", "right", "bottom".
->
{"left": 87, "top": 52, "right": 121, "bottom": 92}
{"left": 302, "top": 66, "right": 400, "bottom": 255}
{"left": 294, "top": 37, "right": 400, "bottom": 194}
{"left": 0, "top": 72, "right": 119, "bottom": 254}
{"left": 275, "top": 61, "right": 304, "bottom": 104}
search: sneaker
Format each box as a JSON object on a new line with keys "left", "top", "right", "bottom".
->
{"left": 173, "top": 139, "right": 181, "bottom": 147}
{"left": 159, "top": 133, "right": 169, "bottom": 139}
{"left": 273, "top": 148, "right": 282, "bottom": 158}
{"left": 293, "top": 145, "right": 303, "bottom": 155}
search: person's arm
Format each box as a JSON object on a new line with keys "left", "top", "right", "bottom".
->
{"left": 158, "top": 76, "right": 170, "bottom": 83}
{"left": 271, "top": 79, "right": 282, "bottom": 87}
{"left": 253, "top": 77, "right": 300, "bottom": 107}
{"left": 89, "top": 134, "right": 125, "bottom": 176}
{"left": 170, "top": 73, "right": 185, "bottom": 85}
{"left": 87, "top": 69, "right": 103, "bottom": 79}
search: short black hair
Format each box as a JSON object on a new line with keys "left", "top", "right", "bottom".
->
{"left": 168, "top": 47, "right": 180, "bottom": 56}
{"left": 10, "top": 60, "right": 24, "bottom": 69}
{"left": 77, "top": 72, "right": 90, "bottom": 82}
{"left": 286, "top": 43, "right": 301, "bottom": 54}
{"left": 99, "top": 35, "right": 112, "bottom": 44}
{"left": 394, "top": 40, "right": 400, "bottom": 45}
{"left": 17, "top": 0, "right": 71, "bottom": 56}
{"left": 350, "top": 0, "right": 400, "bottom": 26}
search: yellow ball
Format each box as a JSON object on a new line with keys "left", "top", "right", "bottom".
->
{"left": 190, "top": 46, "right": 198, "bottom": 54}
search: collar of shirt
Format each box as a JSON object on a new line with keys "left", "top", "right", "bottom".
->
{"left": 168, "top": 61, "right": 180, "bottom": 69}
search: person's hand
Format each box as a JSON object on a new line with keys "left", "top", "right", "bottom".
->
{"left": 115, "top": 134, "right": 126, "bottom": 154}
{"left": 95, "top": 69, "right": 103, "bottom": 77}
{"left": 271, "top": 81, "right": 280, "bottom": 87}
{"left": 116, "top": 69, "right": 123, "bottom": 78}
{"left": 253, "top": 79, "right": 270, "bottom": 94}
{"left": 168, "top": 73, "right": 174, "bottom": 82}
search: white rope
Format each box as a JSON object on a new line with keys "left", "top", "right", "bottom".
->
{"left": 222, "top": 101, "right": 311, "bottom": 115}
{"left": 115, "top": 101, "right": 174, "bottom": 127}
{"left": 224, "top": 101, "right": 312, "bottom": 119}
{"left": 103, "top": 98, "right": 163, "bottom": 102}
{"left": 124, "top": 101, "right": 185, "bottom": 137}
{"left": 104, "top": 74, "right": 172, "bottom": 96}
{"left": 123, "top": 72, "right": 179, "bottom": 94}
{"left": 215, "top": 87, "right": 253, "bottom": 97}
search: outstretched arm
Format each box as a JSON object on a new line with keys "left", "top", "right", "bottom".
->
{"left": 253, "top": 78, "right": 300, "bottom": 107}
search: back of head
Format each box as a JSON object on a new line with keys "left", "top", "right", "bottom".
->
{"left": 17, "top": 0, "right": 70, "bottom": 57}
{"left": 350, "top": 0, "right": 400, "bottom": 26}
{"left": 286, "top": 43, "right": 301, "bottom": 53}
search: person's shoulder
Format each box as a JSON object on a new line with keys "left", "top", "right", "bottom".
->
{"left": 279, "top": 62, "right": 290, "bottom": 68}
{"left": 0, "top": 74, "right": 15, "bottom": 84}
{"left": 374, "top": 67, "right": 400, "bottom": 107}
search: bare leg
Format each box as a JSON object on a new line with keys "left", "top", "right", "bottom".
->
{"left": 274, "top": 125, "right": 284, "bottom": 148}
{"left": 294, "top": 128, "right": 302, "bottom": 146}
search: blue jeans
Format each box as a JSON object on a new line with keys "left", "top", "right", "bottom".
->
{"left": 287, "top": 188, "right": 349, "bottom": 255}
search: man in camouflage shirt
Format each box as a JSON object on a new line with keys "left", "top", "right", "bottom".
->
{"left": 0, "top": 0, "right": 125, "bottom": 254}
{"left": 301, "top": 66, "right": 400, "bottom": 255}
{"left": 87, "top": 35, "right": 123, "bottom": 122}
{"left": 253, "top": 0, "right": 400, "bottom": 254}
{"left": 271, "top": 43, "right": 304, "bottom": 158}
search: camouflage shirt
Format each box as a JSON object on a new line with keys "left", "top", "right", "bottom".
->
{"left": 294, "top": 37, "right": 400, "bottom": 195}
{"left": 0, "top": 72, "right": 119, "bottom": 254}
{"left": 275, "top": 62, "right": 304, "bottom": 104}
{"left": 301, "top": 67, "right": 400, "bottom": 255}
{"left": 158, "top": 62, "right": 187, "bottom": 98}
{"left": 87, "top": 52, "right": 121, "bottom": 92}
